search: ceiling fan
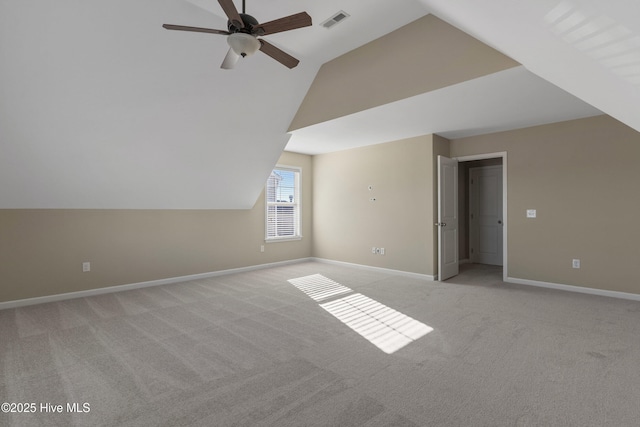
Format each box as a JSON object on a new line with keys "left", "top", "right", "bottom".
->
{"left": 163, "top": 0, "right": 312, "bottom": 69}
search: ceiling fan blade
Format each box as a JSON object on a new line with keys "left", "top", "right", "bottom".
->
{"left": 163, "top": 24, "right": 229, "bottom": 35}
{"left": 259, "top": 39, "right": 300, "bottom": 69}
{"left": 221, "top": 48, "right": 240, "bottom": 70}
{"left": 218, "top": 0, "right": 244, "bottom": 29}
{"left": 253, "top": 12, "right": 311, "bottom": 36}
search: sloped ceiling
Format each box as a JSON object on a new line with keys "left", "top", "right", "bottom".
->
{"left": 420, "top": 0, "right": 640, "bottom": 136}
{"left": 287, "top": 66, "right": 603, "bottom": 155}
{"left": 1, "top": 0, "right": 637, "bottom": 209}
{"left": 289, "top": 15, "right": 521, "bottom": 133}
{"left": 286, "top": 14, "right": 602, "bottom": 154}
{"left": 0, "top": 0, "right": 429, "bottom": 209}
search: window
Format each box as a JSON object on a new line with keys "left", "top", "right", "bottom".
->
{"left": 265, "top": 166, "right": 301, "bottom": 241}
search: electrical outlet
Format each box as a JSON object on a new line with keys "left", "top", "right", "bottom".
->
{"left": 380, "top": 248, "right": 385, "bottom": 255}
{"left": 526, "top": 209, "right": 537, "bottom": 218}
{"left": 82, "top": 262, "right": 91, "bottom": 272}
{"left": 572, "top": 259, "right": 580, "bottom": 269}
{"left": 260, "top": 245, "right": 264, "bottom": 253}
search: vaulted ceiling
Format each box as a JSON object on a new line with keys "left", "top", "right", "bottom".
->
{"left": 1, "top": 0, "right": 637, "bottom": 209}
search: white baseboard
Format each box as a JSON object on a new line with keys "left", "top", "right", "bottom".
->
{"left": 506, "top": 276, "right": 640, "bottom": 302}
{"left": 312, "top": 257, "right": 436, "bottom": 281}
{"left": 11, "top": 259, "right": 633, "bottom": 310}
{"left": 0, "top": 258, "right": 313, "bottom": 310}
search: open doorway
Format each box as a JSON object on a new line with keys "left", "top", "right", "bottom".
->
{"left": 458, "top": 153, "right": 506, "bottom": 281}
{"left": 438, "top": 152, "right": 507, "bottom": 282}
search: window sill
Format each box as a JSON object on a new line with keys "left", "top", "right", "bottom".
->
{"left": 265, "top": 236, "right": 302, "bottom": 243}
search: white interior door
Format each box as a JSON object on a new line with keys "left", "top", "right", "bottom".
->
{"left": 469, "top": 166, "right": 503, "bottom": 266}
{"left": 437, "top": 156, "right": 459, "bottom": 281}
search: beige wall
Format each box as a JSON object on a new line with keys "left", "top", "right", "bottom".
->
{"left": 289, "top": 14, "right": 519, "bottom": 131}
{"left": 450, "top": 115, "right": 640, "bottom": 294}
{"left": 312, "top": 135, "right": 441, "bottom": 277}
{"left": 6, "top": 116, "right": 640, "bottom": 303}
{"left": 0, "top": 151, "right": 312, "bottom": 303}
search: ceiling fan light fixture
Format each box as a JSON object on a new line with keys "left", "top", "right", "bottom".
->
{"left": 227, "top": 32, "right": 260, "bottom": 57}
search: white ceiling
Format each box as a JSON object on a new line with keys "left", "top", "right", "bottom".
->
{"left": 0, "top": 0, "right": 637, "bottom": 209}
{"left": 287, "top": 66, "right": 602, "bottom": 154}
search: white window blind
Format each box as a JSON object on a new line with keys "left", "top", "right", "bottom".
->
{"left": 265, "top": 167, "right": 301, "bottom": 240}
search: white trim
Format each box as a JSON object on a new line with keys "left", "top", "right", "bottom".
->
{"left": 7, "top": 256, "right": 637, "bottom": 311}
{"left": 265, "top": 236, "right": 302, "bottom": 243}
{"left": 506, "top": 276, "right": 640, "bottom": 302}
{"left": 453, "top": 152, "right": 506, "bottom": 162}
{"left": 0, "top": 258, "right": 313, "bottom": 310}
{"left": 454, "top": 152, "right": 508, "bottom": 282}
{"left": 312, "top": 257, "right": 436, "bottom": 281}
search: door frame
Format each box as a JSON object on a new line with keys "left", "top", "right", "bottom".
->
{"left": 452, "top": 152, "right": 508, "bottom": 281}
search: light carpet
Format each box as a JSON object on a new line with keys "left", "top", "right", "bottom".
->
{"left": 1, "top": 262, "right": 640, "bottom": 426}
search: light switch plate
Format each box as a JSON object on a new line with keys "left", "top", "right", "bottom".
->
{"left": 526, "top": 209, "right": 537, "bottom": 218}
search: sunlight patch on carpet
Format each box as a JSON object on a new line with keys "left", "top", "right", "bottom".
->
{"left": 288, "top": 274, "right": 352, "bottom": 302}
{"left": 288, "top": 274, "right": 433, "bottom": 354}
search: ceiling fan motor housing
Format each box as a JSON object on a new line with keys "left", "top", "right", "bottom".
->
{"left": 228, "top": 13, "right": 259, "bottom": 34}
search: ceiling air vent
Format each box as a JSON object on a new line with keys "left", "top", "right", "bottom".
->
{"left": 321, "top": 10, "right": 350, "bottom": 29}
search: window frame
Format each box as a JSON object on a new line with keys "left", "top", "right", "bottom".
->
{"left": 265, "top": 165, "right": 302, "bottom": 242}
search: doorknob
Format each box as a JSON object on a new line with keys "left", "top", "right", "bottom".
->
{"left": 498, "top": 220, "right": 502, "bottom": 225}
